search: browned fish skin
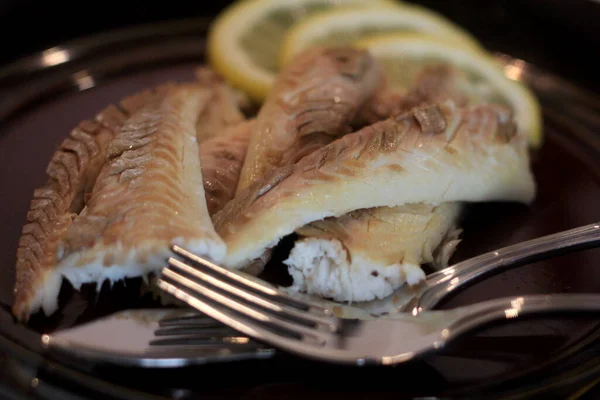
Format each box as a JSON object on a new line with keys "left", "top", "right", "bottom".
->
{"left": 193, "top": 67, "right": 252, "bottom": 215}
{"left": 57, "top": 85, "right": 225, "bottom": 275}
{"left": 235, "top": 46, "right": 382, "bottom": 194}
{"left": 355, "top": 64, "right": 469, "bottom": 127}
{"left": 12, "top": 84, "right": 175, "bottom": 321}
{"left": 213, "top": 100, "right": 535, "bottom": 269}
{"left": 194, "top": 67, "right": 248, "bottom": 143}
{"left": 200, "top": 119, "right": 255, "bottom": 216}
{"left": 199, "top": 118, "right": 275, "bottom": 275}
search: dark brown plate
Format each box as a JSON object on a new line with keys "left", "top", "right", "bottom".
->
{"left": 0, "top": 18, "right": 599, "bottom": 400}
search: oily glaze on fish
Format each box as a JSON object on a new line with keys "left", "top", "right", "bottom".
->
{"left": 200, "top": 119, "right": 255, "bottom": 216}
{"left": 12, "top": 83, "right": 177, "bottom": 321}
{"left": 213, "top": 100, "right": 536, "bottom": 269}
{"left": 235, "top": 46, "right": 382, "bottom": 194}
{"left": 286, "top": 203, "right": 463, "bottom": 302}
{"left": 55, "top": 85, "right": 226, "bottom": 307}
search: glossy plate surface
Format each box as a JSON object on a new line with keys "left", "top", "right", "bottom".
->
{"left": 0, "top": 17, "right": 599, "bottom": 399}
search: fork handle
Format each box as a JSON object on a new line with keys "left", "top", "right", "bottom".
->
{"left": 415, "top": 222, "right": 600, "bottom": 311}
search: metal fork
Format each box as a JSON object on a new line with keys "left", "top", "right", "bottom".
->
{"left": 157, "top": 222, "right": 600, "bottom": 366}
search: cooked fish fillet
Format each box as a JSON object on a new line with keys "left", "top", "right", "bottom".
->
{"left": 213, "top": 100, "right": 536, "bottom": 269}
{"left": 200, "top": 119, "right": 255, "bottom": 216}
{"left": 195, "top": 67, "right": 251, "bottom": 110}
{"left": 13, "top": 68, "right": 246, "bottom": 321}
{"left": 194, "top": 67, "right": 248, "bottom": 143}
{"left": 226, "top": 47, "right": 382, "bottom": 274}
{"left": 55, "top": 85, "right": 226, "bottom": 303}
{"left": 143, "top": 106, "right": 253, "bottom": 306}
{"left": 285, "top": 203, "right": 463, "bottom": 302}
{"left": 12, "top": 84, "right": 180, "bottom": 321}
{"left": 235, "top": 46, "right": 382, "bottom": 194}
{"left": 286, "top": 64, "right": 470, "bottom": 302}
{"left": 194, "top": 68, "right": 252, "bottom": 214}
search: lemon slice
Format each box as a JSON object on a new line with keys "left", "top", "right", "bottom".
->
{"left": 207, "top": 0, "right": 395, "bottom": 103}
{"left": 280, "top": 3, "right": 483, "bottom": 66}
{"left": 354, "top": 34, "right": 542, "bottom": 148}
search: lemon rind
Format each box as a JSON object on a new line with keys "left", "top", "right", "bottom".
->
{"left": 280, "top": 3, "right": 484, "bottom": 67}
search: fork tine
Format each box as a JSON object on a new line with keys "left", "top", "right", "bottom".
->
{"left": 167, "top": 257, "right": 337, "bottom": 328}
{"left": 158, "top": 314, "right": 222, "bottom": 328}
{"left": 171, "top": 245, "right": 330, "bottom": 312}
{"left": 156, "top": 277, "right": 334, "bottom": 354}
{"left": 152, "top": 312, "right": 266, "bottom": 349}
{"left": 158, "top": 267, "right": 334, "bottom": 345}
{"left": 149, "top": 335, "right": 255, "bottom": 347}
{"left": 154, "top": 325, "right": 239, "bottom": 337}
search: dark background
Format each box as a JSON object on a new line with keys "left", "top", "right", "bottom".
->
{"left": 0, "top": 0, "right": 599, "bottom": 93}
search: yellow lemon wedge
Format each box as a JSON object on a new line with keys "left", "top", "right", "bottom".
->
{"left": 280, "top": 3, "right": 484, "bottom": 67}
{"left": 207, "top": 0, "right": 395, "bottom": 103}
